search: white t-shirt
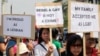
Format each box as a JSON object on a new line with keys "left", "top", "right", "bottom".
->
{"left": 34, "top": 42, "right": 59, "bottom": 56}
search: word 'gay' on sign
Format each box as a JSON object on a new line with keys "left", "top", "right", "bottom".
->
{"left": 35, "top": 2, "right": 63, "bottom": 28}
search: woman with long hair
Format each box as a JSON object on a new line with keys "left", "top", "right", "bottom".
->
{"left": 67, "top": 34, "right": 83, "bottom": 56}
{"left": 34, "top": 28, "right": 59, "bottom": 56}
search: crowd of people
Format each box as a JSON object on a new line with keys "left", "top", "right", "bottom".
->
{"left": 0, "top": 28, "right": 100, "bottom": 56}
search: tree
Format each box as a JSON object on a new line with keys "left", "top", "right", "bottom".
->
{"left": 2, "top": 0, "right": 7, "bottom": 4}
{"left": 54, "top": 0, "right": 68, "bottom": 27}
{"left": 54, "top": 0, "right": 62, "bottom": 2}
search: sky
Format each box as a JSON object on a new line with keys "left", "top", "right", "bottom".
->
{"left": 3, "top": 0, "right": 54, "bottom": 15}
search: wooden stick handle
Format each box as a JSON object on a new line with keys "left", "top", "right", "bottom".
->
{"left": 17, "top": 38, "right": 20, "bottom": 56}
{"left": 83, "top": 33, "right": 86, "bottom": 56}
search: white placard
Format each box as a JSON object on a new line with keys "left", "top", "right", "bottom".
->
{"left": 91, "top": 32, "right": 98, "bottom": 38}
{"left": 68, "top": 1, "right": 99, "bottom": 32}
{"left": 35, "top": 3, "right": 63, "bottom": 27}
{"left": 3, "top": 15, "right": 32, "bottom": 38}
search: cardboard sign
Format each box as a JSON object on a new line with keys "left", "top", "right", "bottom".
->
{"left": 3, "top": 15, "right": 35, "bottom": 38}
{"left": 91, "top": 32, "right": 98, "bottom": 38}
{"left": 68, "top": 1, "right": 99, "bottom": 32}
{"left": 35, "top": 2, "right": 63, "bottom": 28}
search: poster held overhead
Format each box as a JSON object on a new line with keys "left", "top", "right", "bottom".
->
{"left": 35, "top": 2, "right": 63, "bottom": 28}
{"left": 68, "top": 1, "right": 100, "bottom": 33}
{"left": 3, "top": 14, "right": 35, "bottom": 39}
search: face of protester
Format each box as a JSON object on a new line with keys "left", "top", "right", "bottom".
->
{"left": 41, "top": 29, "right": 50, "bottom": 43}
{"left": 85, "top": 34, "right": 91, "bottom": 48}
{"left": 70, "top": 40, "right": 82, "bottom": 56}
{"left": 86, "top": 38, "right": 96, "bottom": 48}
{"left": 27, "top": 40, "right": 34, "bottom": 51}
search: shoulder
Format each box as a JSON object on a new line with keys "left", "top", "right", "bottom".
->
{"left": 52, "top": 44, "right": 57, "bottom": 49}
{"left": 7, "top": 40, "right": 16, "bottom": 49}
{"left": 53, "top": 40, "right": 61, "bottom": 44}
{"left": 35, "top": 44, "right": 41, "bottom": 48}
{"left": 53, "top": 40, "right": 61, "bottom": 47}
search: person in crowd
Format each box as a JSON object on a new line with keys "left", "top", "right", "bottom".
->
{"left": 61, "top": 33, "right": 76, "bottom": 56}
{"left": 56, "top": 27, "right": 63, "bottom": 42}
{"left": 52, "top": 28, "right": 66, "bottom": 54}
{"left": 33, "top": 31, "right": 38, "bottom": 46}
{"left": 34, "top": 28, "right": 59, "bottom": 56}
{"left": 26, "top": 31, "right": 39, "bottom": 56}
{"left": 19, "top": 42, "right": 29, "bottom": 56}
{"left": 67, "top": 34, "right": 83, "bottom": 56}
{"left": 6, "top": 37, "right": 17, "bottom": 56}
{"left": 26, "top": 39, "right": 34, "bottom": 56}
{"left": 85, "top": 33, "right": 98, "bottom": 56}
{"left": 0, "top": 36, "right": 6, "bottom": 56}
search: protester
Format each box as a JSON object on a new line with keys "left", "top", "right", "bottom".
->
{"left": 52, "top": 28, "right": 66, "bottom": 54}
{"left": 19, "top": 42, "right": 29, "bottom": 56}
{"left": 33, "top": 31, "right": 38, "bottom": 47}
{"left": 66, "top": 34, "right": 83, "bottom": 56}
{"left": 6, "top": 37, "right": 17, "bottom": 56}
{"left": 61, "top": 33, "right": 76, "bottom": 56}
{"left": 0, "top": 36, "right": 6, "bottom": 56}
{"left": 34, "top": 28, "right": 59, "bottom": 56}
{"left": 85, "top": 33, "right": 98, "bottom": 56}
{"left": 26, "top": 39, "right": 34, "bottom": 56}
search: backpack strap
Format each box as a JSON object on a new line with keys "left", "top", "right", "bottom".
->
{"left": 40, "top": 43, "right": 47, "bottom": 51}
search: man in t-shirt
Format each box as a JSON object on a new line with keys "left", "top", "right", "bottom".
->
{"left": 0, "top": 36, "right": 6, "bottom": 56}
{"left": 52, "top": 29, "right": 66, "bottom": 55}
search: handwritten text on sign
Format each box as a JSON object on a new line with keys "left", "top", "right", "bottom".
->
{"left": 3, "top": 15, "right": 32, "bottom": 37}
{"left": 69, "top": 2, "right": 99, "bottom": 32}
{"left": 36, "top": 4, "right": 63, "bottom": 27}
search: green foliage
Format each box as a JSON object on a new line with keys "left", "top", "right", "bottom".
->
{"left": 62, "top": 3, "right": 68, "bottom": 27}
{"left": 2, "top": 0, "right": 6, "bottom": 4}
{"left": 53, "top": 0, "right": 68, "bottom": 27}
{"left": 54, "top": 0, "right": 62, "bottom": 2}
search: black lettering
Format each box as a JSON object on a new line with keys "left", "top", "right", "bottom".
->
{"left": 12, "top": 18, "right": 23, "bottom": 21}
{"left": 7, "top": 18, "right": 23, "bottom": 21}
{"left": 7, "top": 28, "right": 9, "bottom": 31}
{"left": 91, "top": 15, "right": 96, "bottom": 19}
{"left": 47, "top": 14, "right": 54, "bottom": 17}
{"left": 78, "top": 22, "right": 91, "bottom": 26}
{"left": 43, "top": 14, "right": 46, "bottom": 17}
{"left": 52, "top": 8, "right": 60, "bottom": 11}
{"left": 72, "top": 14, "right": 90, "bottom": 19}
{"left": 81, "top": 7, "right": 93, "bottom": 12}
{"left": 36, "top": 9, "right": 47, "bottom": 12}
{"left": 78, "top": 22, "right": 82, "bottom": 26}
{"left": 49, "top": 9, "right": 51, "bottom": 11}
{"left": 9, "top": 28, "right": 23, "bottom": 32}
{"left": 45, "top": 19, "right": 56, "bottom": 22}
{"left": 7, "top": 18, "right": 11, "bottom": 20}
{"left": 13, "top": 23, "right": 17, "bottom": 26}
{"left": 75, "top": 7, "right": 80, "bottom": 11}
{"left": 42, "top": 20, "right": 44, "bottom": 23}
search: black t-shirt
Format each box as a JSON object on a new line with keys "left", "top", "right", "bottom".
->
{"left": 0, "top": 51, "right": 3, "bottom": 56}
{"left": 0, "top": 36, "right": 5, "bottom": 56}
